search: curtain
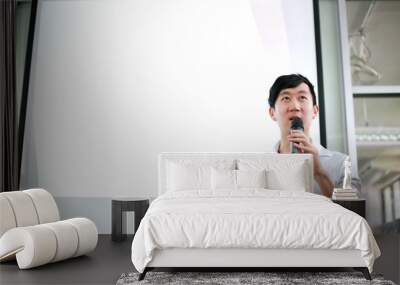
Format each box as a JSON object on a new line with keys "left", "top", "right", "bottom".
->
{"left": 0, "top": 0, "right": 18, "bottom": 192}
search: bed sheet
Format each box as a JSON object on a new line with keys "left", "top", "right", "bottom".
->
{"left": 131, "top": 189, "right": 380, "bottom": 273}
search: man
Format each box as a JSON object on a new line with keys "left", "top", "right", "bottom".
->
{"left": 268, "top": 74, "right": 361, "bottom": 197}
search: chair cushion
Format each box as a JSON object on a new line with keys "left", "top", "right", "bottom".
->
{"left": 0, "top": 191, "right": 39, "bottom": 227}
{"left": 0, "top": 189, "right": 59, "bottom": 236}
{"left": 0, "top": 196, "right": 16, "bottom": 237}
{"left": 65, "top": 218, "right": 98, "bottom": 257}
{"left": 42, "top": 221, "right": 79, "bottom": 262}
{"left": 23, "top": 189, "right": 60, "bottom": 223}
{"left": 0, "top": 226, "right": 57, "bottom": 269}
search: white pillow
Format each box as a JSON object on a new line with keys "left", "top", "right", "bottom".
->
{"left": 211, "top": 168, "right": 268, "bottom": 190}
{"left": 167, "top": 162, "right": 211, "bottom": 191}
{"left": 211, "top": 168, "right": 237, "bottom": 190}
{"left": 237, "top": 158, "right": 308, "bottom": 191}
{"left": 267, "top": 167, "right": 306, "bottom": 191}
{"left": 237, "top": 169, "right": 267, "bottom": 188}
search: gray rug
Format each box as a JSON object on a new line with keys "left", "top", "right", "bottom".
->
{"left": 116, "top": 271, "right": 396, "bottom": 285}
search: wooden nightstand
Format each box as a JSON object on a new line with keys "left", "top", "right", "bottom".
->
{"left": 332, "top": 199, "right": 366, "bottom": 218}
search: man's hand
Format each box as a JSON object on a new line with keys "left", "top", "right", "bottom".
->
{"left": 287, "top": 130, "right": 333, "bottom": 197}
{"left": 287, "top": 130, "right": 321, "bottom": 174}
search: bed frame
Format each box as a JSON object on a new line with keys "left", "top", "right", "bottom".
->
{"left": 138, "top": 248, "right": 371, "bottom": 281}
{"left": 139, "top": 248, "right": 371, "bottom": 280}
{"left": 137, "top": 153, "right": 372, "bottom": 281}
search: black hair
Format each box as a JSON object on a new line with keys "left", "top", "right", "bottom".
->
{"left": 268, "top": 74, "right": 317, "bottom": 108}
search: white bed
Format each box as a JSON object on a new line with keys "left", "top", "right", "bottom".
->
{"left": 131, "top": 153, "right": 380, "bottom": 280}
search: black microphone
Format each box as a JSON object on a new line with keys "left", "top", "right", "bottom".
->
{"left": 290, "top": 117, "right": 304, "bottom": 153}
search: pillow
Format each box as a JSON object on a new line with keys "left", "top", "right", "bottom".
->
{"left": 211, "top": 168, "right": 268, "bottom": 190}
{"left": 267, "top": 167, "right": 306, "bottom": 191}
{"left": 237, "top": 158, "right": 308, "bottom": 191}
{"left": 167, "top": 162, "right": 211, "bottom": 191}
{"left": 236, "top": 169, "right": 267, "bottom": 189}
{"left": 165, "top": 158, "right": 235, "bottom": 192}
{"left": 211, "top": 168, "right": 236, "bottom": 190}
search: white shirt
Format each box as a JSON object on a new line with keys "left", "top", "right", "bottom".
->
{"left": 273, "top": 142, "right": 362, "bottom": 195}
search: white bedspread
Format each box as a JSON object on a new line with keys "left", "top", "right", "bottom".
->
{"left": 131, "top": 190, "right": 380, "bottom": 273}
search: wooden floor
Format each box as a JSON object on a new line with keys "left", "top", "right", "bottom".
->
{"left": 0, "top": 234, "right": 398, "bottom": 285}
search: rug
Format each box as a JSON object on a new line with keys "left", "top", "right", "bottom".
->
{"left": 116, "top": 271, "right": 396, "bottom": 285}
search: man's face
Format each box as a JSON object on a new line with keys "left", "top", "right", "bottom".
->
{"left": 269, "top": 83, "right": 319, "bottom": 136}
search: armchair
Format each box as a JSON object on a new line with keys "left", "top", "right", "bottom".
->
{"left": 0, "top": 189, "right": 98, "bottom": 269}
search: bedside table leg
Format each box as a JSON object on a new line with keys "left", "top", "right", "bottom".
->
{"left": 112, "top": 201, "right": 124, "bottom": 241}
{"left": 134, "top": 201, "right": 149, "bottom": 235}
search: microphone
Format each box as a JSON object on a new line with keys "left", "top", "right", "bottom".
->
{"left": 290, "top": 117, "right": 304, "bottom": 153}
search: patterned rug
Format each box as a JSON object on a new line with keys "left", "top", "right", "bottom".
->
{"left": 116, "top": 271, "right": 396, "bottom": 285}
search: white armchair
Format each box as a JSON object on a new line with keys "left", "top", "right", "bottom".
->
{"left": 0, "top": 188, "right": 98, "bottom": 269}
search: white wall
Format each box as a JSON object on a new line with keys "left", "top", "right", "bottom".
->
{"left": 21, "top": 0, "right": 318, "bottom": 229}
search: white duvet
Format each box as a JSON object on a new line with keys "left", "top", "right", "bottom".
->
{"left": 131, "top": 189, "right": 380, "bottom": 273}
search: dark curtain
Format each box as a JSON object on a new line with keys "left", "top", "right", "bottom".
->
{"left": 0, "top": 0, "right": 18, "bottom": 192}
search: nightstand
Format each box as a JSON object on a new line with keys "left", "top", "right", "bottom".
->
{"left": 332, "top": 199, "right": 366, "bottom": 218}
{"left": 111, "top": 197, "right": 150, "bottom": 242}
